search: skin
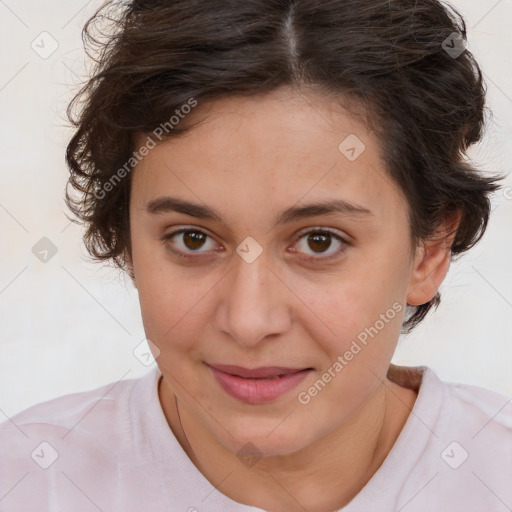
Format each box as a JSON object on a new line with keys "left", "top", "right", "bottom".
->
{"left": 126, "top": 86, "right": 460, "bottom": 512}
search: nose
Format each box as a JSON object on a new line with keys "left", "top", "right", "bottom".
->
{"left": 214, "top": 252, "right": 292, "bottom": 348}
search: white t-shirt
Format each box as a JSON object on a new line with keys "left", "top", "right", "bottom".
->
{"left": 1, "top": 364, "right": 511, "bottom": 512}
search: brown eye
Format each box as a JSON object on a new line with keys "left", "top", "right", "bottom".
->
{"left": 162, "top": 228, "right": 217, "bottom": 257}
{"left": 182, "top": 231, "right": 207, "bottom": 250}
{"left": 294, "top": 229, "right": 348, "bottom": 260}
{"left": 306, "top": 232, "right": 332, "bottom": 253}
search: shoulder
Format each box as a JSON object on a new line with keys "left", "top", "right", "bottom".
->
{"left": 423, "top": 366, "right": 512, "bottom": 435}
{"left": 0, "top": 368, "right": 162, "bottom": 511}
{"left": 0, "top": 368, "right": 159, "bottom": 478}
{"left": 432, "top": 369, "right": 512, "bottom": 476}
{"left": 1, "top": 371, "right": 141, "bottom": 438}
{"left": 390, "top": 364, "right": 512, "bottom": 434}
{"left": 372, "top": 365, "right": 512, "bottom": 512}
{"left": 404, "top": 366, "right": 512, "bottom": 510}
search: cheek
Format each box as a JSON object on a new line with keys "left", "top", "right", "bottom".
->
{"left": 133, "top": 254, "right": 219, "bottom": 358}
{"left": 297, "top": 255, "right": 407, "bottom": 343}
{"left": 287, "top": 266, "right": 408, "bottom": 395}
{"left": 293, "top": 280, "right": 405, "bottom": 424}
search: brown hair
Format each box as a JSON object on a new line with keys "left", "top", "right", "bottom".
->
{"left": 65, "top": 0, "right": 504, "bottom": 333}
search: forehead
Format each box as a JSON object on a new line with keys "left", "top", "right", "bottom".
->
{"left": 130, "top": 88, "right": 406, "bottom": 227}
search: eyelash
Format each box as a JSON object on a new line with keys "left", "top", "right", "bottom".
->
{"left": 160, "top": 227, "right": 349, "bottom": 262}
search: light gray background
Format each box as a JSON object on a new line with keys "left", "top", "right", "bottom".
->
{"left": 1, "top": 0, "right": 511, "bottom": 419}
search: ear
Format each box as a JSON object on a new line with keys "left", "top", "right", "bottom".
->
{"left": 407, "top": 210, "right": 461, "bottom": 306}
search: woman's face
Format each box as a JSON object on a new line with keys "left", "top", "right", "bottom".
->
{"left": 128, "top": 87, "right": 421, "bottom": 456}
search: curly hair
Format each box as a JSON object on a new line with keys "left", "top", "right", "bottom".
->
{"left": 65, "top": 0, "right": 504, "bottom": 333}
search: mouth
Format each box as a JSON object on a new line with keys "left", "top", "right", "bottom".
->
{"left": 208, "top": 363, "right": 311, "bottom": 379}
{"left": 206, "top": 363, "right": 314, "bottom": 404}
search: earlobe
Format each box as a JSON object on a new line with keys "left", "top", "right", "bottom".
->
{"left": 406, "top": 244, "right": 451, "bottom": 306}
{"left": 406, "top": 211, "right": 461, "bottom": 306}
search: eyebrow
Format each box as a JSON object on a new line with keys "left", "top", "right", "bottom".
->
{"left": 145, "top": 196, "right": 373, "bottom": 227}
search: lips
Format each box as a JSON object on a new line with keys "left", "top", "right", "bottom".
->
{"left": 206, "top": 363, "right": 314, "bottom": 404}
{"left": 207, "top": 364, "right": 310, "bottom": 379}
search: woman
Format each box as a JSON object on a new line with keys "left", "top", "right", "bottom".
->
{"left": 1, "top": 1, "right": 510, "bottom": 511}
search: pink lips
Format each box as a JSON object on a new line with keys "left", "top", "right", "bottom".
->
{"left": 207, "top": 363, "right": 313, "bottom": 404}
